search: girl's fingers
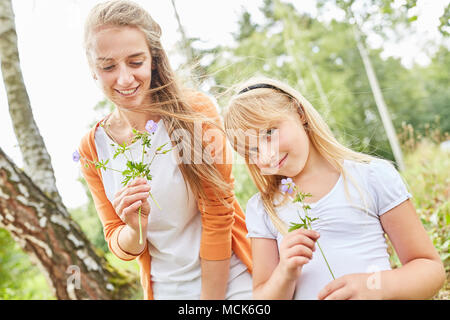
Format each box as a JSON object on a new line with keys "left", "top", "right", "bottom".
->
{"left": 288, "top": 256, "right": 310, "bottom": 269}
{"left": 286, "top": 244, "right": 314, "bottom": 260}
{"left": 317, "top": 278, "right": 346, "bottom": 300}
{"left": 322, "top": 287, "right": 351, "bottom": 300}
{"left": 282, "top": 230, "right": 319, "bottom": 250}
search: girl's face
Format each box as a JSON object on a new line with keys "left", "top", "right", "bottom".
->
{"left": 90, "top": 26, "right": 152, "bottom": 110}
{"left": 250, "top": 111, "right": 310, "bottom": 177}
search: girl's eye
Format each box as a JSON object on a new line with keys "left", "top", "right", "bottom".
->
{"left": 264, "top": 128, "right": 277, "bottom": 140}
{"left": 130, "top": 61, "right": 143, "bottom": 67}
{"left": 248, "top": 146, "right": 259, "bottom": 158}
{"left": 102, "top": 65, "right": 115, "bottom": 71}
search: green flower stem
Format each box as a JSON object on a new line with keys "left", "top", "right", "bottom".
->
{"left": 85, "top": 159, "right": 123, "bottom": 174}
{"left": 316, "top": 239, "right": 335, "bottom": 280}
{"left": 148, "top": 153, "right": 157, "bottom": 167}
{"left": 103, "top": 166, "right": 123, "bottom": 174}
{"left": 149, "top": 191, "right": 162, "bottom": 210}
{"left": 307, "top": 221, "right": 335, "bottom": 280}
{"left": 138, "top": 206, "right": 143, "bottom": 245}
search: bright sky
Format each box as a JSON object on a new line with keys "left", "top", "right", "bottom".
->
{"left": 0, "top": 0, "right": 447, "bottom": 209}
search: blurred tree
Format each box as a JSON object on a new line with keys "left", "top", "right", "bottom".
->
{"left": 438, "top": 3, "right": 450, "bottom": 36}
{"left": 0, "top": 0, "right": 137, "bottom": 299}
{"left": 317, "top": 0, "right": 411, "bottom": 170}
{"left": 201, "top": 0, "right": 448, "bottom": 162}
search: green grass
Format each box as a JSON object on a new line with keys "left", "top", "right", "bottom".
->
{"left": 387, "top": 139, "right": 449, "bottom": 299}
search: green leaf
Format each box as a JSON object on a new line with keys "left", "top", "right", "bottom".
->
{"left": 288, "top": 223, "right": 302, "bottom": 232}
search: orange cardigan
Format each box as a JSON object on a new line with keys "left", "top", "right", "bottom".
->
{"left": 78, "top": 91, "right": 252, "bottom": 299}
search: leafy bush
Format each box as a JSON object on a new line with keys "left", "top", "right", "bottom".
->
{"left": 0, "top": 229, "right": 54, "bottom": 299}
{"left": 397, "top": 139, "right": 449, "bottom": 299}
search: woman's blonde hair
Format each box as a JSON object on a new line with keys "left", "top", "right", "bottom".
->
{"left": 84, "top": 0, "right": 232, "bottom": 205}
{"left": 224, "top": 76, "right": 376, "bottom": 234}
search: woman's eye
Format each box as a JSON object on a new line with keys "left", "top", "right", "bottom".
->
{"left": 130, "top": 61, "right": 143, "bottom": 67}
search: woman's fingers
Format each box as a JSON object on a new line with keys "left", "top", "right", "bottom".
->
{"left": 112, "top": 180, "right": 151, "bottom": 212}
{"left": 114, "top": 178, "right": 150, "bottom": 199}
{"left": 116, "top": 192, "right": 151, "bottom": 217}
{"left": 120, "top": 200, "right": 142, "bottom": 220}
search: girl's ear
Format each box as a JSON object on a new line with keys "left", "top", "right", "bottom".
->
{"left": 93, "top": 73, "right": 98, "bottom": 80}
{"left": 295, "top": 103, "right": 307, "bottom": 123}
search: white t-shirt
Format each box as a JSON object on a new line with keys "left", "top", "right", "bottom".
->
{"left": 246, "top": 159, "right": 412, "bottom": 300}
{"left": 95, "top": 119, "right": 249, "bottom": 299}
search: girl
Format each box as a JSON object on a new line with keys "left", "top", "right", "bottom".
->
{"left": 77, "top": 0, "right": 252, "bottom": 300}
{"left": 223, "top": 77, "right": 445, "bottom": 300}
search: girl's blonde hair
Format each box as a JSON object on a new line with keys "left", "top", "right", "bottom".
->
{"left": 84, "top": 0, "right": 232, "bottom": 205}
{"left": 224, "top": 77, "right": 376, "bottom": 234}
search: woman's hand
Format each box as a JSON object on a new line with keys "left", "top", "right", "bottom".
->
{"left": 318, "top": 273, "right": 383, "bottom": 300}
{"left": 278, "top": 229, "right": 320, "bottom": 281}
{"left": 112, "top": 177, "right": 151, "bottom": 233}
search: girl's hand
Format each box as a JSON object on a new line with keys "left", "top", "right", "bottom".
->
{"left": 318, "top": 273, "right": 383, "bottom": 300}
{"left": 112, "top": 177, "right": 151, "bottom": 232}
{"left": 279, "top": 229, "right": 320, "bottom": 281}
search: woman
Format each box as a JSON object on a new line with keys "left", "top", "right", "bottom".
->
{"left": 77, "top": 0, "right": 252, "bottom": 300}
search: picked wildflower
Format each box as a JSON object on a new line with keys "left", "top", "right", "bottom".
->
{"left": 145, "top": 120, "right": 158, "bottom": 134}
{"left": 72, "top": 150, "right": 81, "bottom": 162}
{"left": 74, "top": 123, "right": 172, "bottom": 245}
{"left": 280, "top": 177, "right": 295, "bottom": 194}
{"left": 281, "top": 179, "right": 335, "bottom": 280}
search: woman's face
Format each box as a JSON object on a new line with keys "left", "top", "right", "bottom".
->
{"left": 90, "top": 26, "right": 152, "bottom": 110}
{"left": 249, "top": 111, "right": 310, "bottom": 177}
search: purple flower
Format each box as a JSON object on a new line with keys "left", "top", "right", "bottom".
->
{"left": 280, "top": 177, "right": 295, "bottom": 194}
{"left": 145, "top": 120, "right": 158, "bottom": 134}
{"left": 72, "top": 150, "right": 81, "bottom": 162}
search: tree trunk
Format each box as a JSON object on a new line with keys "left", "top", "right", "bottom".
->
{"left": 0, "top": 147, "right": 138, "bottom": 299}
{"left": 0, "top": 1, "right": 138, "bottom": 299}
{"left": 171, "top": 0, "right": 195, "bottom": 65}
{"left": 0, "top": 0, "right": 65, "bottom": 207}
{"left": 353, "top": 26, "right": 405, "bottom": 171}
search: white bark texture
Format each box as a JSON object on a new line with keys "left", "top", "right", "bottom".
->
{"left": 0, "top": 147, "right": 137, "bottom": 299}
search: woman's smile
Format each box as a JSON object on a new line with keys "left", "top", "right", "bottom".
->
{"left": 115, "top": 85, "right": 140, "bottom": 97}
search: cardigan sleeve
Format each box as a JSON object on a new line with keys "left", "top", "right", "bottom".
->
{"left": 186, "top": 91, "right": 236, "bottom": 260}
{"left": 78, "top": 126, "right": 148, "bottom": 261}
